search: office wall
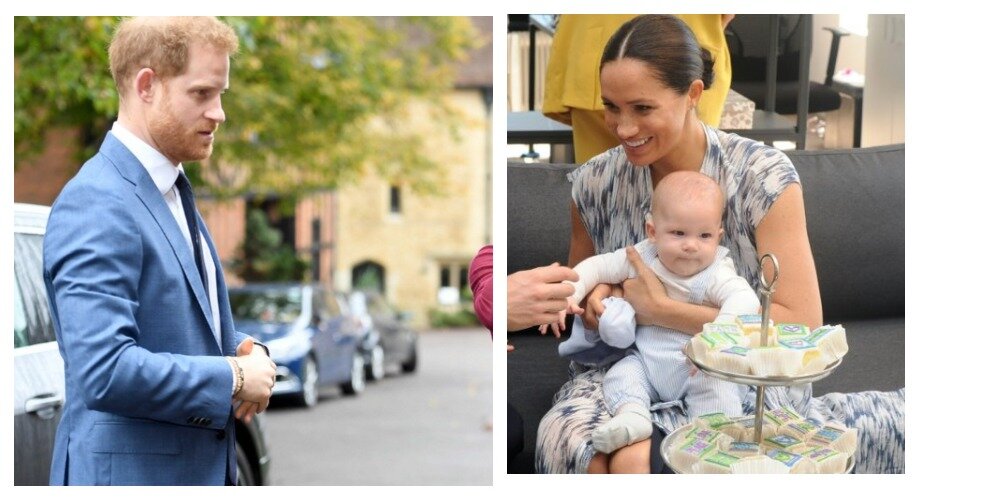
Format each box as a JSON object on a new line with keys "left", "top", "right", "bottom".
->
{"left": 863, "top": 14, "right": 905, "bottom": 146}
{"left": 810, "top": 14, "right": 868, "bottom": 84}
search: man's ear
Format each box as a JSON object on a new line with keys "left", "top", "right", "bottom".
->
{"left": 645, "top": 219, "right": 656, "bottom": 239}
{"left": 134, "top": 68, "right": 157, "bottom": 103}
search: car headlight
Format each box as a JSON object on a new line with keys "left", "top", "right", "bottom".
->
{"left": 265, "top": 332, "right": 311, "bottom": 363}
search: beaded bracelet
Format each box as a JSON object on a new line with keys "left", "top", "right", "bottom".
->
{"left": 229, "top": 357, "right": 244, "bottom": 397}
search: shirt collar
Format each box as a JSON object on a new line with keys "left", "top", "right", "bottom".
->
{"left": 111, "top": 121, "right": 182, "bottom": 196}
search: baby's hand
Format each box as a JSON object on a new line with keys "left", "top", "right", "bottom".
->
{"left": 539, "top": 309, "right": 568, "bottom": 338}
{"left": 538, "top": 301, "right": 583, "bottom": 338}
{"left": 567, "top": 302, "right": 585, "bottom": 317}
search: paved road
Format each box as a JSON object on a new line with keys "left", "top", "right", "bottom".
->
{"left": 261, "top": 327, "right": 493, "bottom": 485}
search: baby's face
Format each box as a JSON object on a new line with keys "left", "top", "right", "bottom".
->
{"left": 647, "top": 198, "right": 723, "bottom": 277}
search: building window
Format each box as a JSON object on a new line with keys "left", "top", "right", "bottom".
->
{"left": 390, "top": 185, "right": 402, "bottom": 214}
{"left": 440, "top": 266, "right": 451, "bottom": 288}
{"left": 436, "top": 262, "right": 471, "bottom": 306}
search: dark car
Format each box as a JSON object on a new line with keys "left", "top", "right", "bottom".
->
{"left": 13, "top": 203, "right": 271, "bottom": 485}
{"left": 229, "top": 283, "right": 367, "bottom": 407}
{"left": 343, "top": 290, "right": 419, "bottom": 378}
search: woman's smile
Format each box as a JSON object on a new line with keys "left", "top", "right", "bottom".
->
{"left": 601, "top": 58, "right": 695, "bottom": 169}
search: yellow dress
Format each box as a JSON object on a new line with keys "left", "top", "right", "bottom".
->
{"left": 542, "top": 14, "right": 732, "bottom": 162}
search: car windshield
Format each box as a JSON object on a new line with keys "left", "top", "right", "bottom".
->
{"left": 230, "top": 288, "right": 303, "bottom": 324}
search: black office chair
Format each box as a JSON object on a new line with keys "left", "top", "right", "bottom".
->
{"left": 726, "top": 15, "right": 850, "bottom": 140}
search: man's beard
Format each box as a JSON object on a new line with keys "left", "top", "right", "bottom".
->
{"left": 149, "top": 100, "right": 214, "bottom": 164}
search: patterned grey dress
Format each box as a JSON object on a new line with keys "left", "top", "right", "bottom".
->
{"left": 535, "top": 124, "right": 905, "bottom": 474}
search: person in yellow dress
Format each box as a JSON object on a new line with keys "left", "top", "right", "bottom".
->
{"left": 543, "top": 14, "right": 734, "bottom": 163}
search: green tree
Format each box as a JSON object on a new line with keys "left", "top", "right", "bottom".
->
{"left": 14, "top": 16, "right": 479, "bottom": 198}
{"left": 231, "top": 208, "right": 309, "bottom": 282}
{"left": 353, "top": 267, "right": 383, "bottom": 292}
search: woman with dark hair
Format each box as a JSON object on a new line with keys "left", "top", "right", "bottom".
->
{"left": 543, "top": 14, "right": 733, "bottom": 163}
{"left": 535, "top": 14, "right": 904, "bottom": 474}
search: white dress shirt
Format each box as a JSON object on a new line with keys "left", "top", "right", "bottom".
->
{"left": 111, "top": 122, "right": 222, "bottom": 347}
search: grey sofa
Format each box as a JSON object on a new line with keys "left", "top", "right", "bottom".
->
{"left": 506, "top": 144, "right": 905, "bottom": 473}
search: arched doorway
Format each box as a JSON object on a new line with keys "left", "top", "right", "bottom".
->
{"left": 351, "top": 260, "right": 385, "bottom": 293}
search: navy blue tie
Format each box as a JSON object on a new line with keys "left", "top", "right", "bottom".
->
{"left": 175, "top": 172, "right": 209, "bottom": 291}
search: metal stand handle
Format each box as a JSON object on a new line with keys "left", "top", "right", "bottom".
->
{"left": 753, "top": 254, "right": 779, "bottom": 443}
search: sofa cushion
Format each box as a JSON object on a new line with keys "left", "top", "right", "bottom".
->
{"left": 787, "top": 145, "right": 905, "bottom": 322}
{"left": 507, "top": 162, "right": 576, "bottom": 274}
{"left": 811, "top": 317, "right": 905, "bottom": 395}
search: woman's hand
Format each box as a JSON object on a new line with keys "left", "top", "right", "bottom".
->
{"left": 621, "top": 246, "right": 670, "bottom": 326}
{"left": 620, "top": 246, "right": 719, "bottom": 333}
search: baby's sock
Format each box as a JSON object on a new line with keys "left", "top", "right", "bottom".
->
{"left": 592, "top": 403, "right": 652, "bottom": 453}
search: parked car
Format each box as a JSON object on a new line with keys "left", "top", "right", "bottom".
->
{"left": 229, "top": 283, "right": 367, "bottom": 407}
{"left": 343, "top": 290, "right": 419, "bottom": 378}
{"left": 13, "top": 203, "right": 271, "bottom": 486}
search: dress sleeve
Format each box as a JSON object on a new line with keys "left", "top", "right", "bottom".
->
{"left": 468, "top": 245, "right": 493, "bottom": 335}
{"left": 567, "top": 153, "right": 613, "bottom": 249}
{"left": 742, "top": 147, "right": 801, "bottom": 229}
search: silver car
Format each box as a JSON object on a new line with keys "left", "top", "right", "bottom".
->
{"left": 13, "top": 203, "right": 63, "bottom": 485}
{"left": 13, "top": 203, "right": 272, "bottom": 485}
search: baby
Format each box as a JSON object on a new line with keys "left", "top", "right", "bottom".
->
{"left": 545, "top": 170, "right": 759, "bottom": 453}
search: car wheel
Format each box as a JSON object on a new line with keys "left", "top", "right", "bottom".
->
{"left": 341, "top": 352, "right": 366, "bottom": 395}
{"left": 236, "top": 441, "right": 256, "bottom": 485}
{"left": 294, "top": 355, "right": 319, "bottom": 408}
{"left": 365, "top": 344, "right": 385, "bottom": 381}
{"left": 401, "top": 344, "right": 418, "bottom": 373}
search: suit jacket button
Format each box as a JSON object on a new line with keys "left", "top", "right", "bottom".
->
{"left": 204, "top": 418, "right": 212, "bottom": 426}
{"left": 217, "top": 430, "right": 226, "bottom": 440}
{"left": 187, "top": 416, "right": 196, "bottom": 424}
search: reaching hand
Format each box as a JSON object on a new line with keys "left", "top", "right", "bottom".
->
{"left": 233, "top": 338, "right": 276, "bottom": 422}
{"left": 507, "top": 263, "right": 579, "bottom": 331}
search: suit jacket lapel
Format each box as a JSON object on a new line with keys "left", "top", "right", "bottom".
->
{"left": 99, "top": 134, "right": 217, "bottom": 341}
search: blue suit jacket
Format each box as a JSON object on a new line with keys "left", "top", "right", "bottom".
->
{"left": 43, "top": 133, "right": 249, "bottom": 485}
